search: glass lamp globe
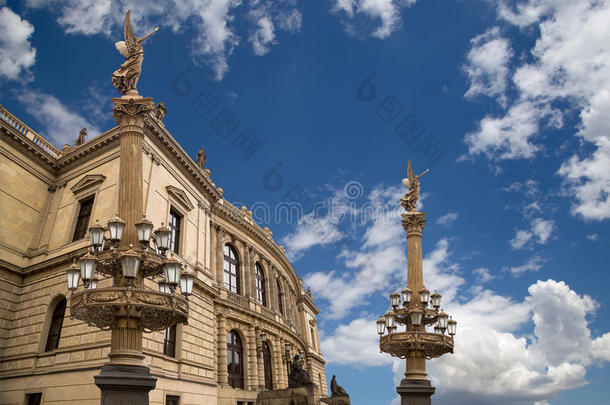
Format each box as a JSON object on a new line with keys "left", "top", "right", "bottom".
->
{"left": 419, "top": 287, "right": 430, "bottom": 306}
{"left": 390, "top": 290, "right": 401, "bottom": 308}
{"left": 120, "top": 245, "right": 141, "bottom": 278}
{"left": 88, "top": 219, "right": 105, "bottom": 248}
{"left": 430, "top": 290, "right": 442, "bottom": 309}
{"left": 79, "top": 252, "right": 97, "bottom": 281}
{"left": 437, "top": 310, "right": 449, "bottom": 331}
{"left": 164, "top": 254, "right": 182, "bottom": 285}
{"left": 107, "top": 215, "right": 126, "bottom": 242}
{"left": 135, "top": 215, "right": 154, "bottom": 244}
{"left": 401, "top": 286, "right": 412, "bottom": 306}
{"left": 447, "top": 316, "right": 457, "bottom": 336}
{"left": 159, "top": 281, "right": 171, "bottom": 294}
{"left": 66, "top": 260, "right": 80, "bottom": 291}
{"left": 409, "top": 309, "right": 423, "bottom": 326}
{"left": 180, "top": 270, "right": 195, "bottom": 296}
{"left": 384, "top": 309, "right": 395, "bottom": 329}
{"left": 376, "top": 316, "right": 386, "bottom": 335}
{"left": 155, "top": 223, "right": 172, "bottom": 252}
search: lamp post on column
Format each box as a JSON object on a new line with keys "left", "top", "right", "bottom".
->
{"left": 377, "top": 160, "right": 457, "bottom": 405}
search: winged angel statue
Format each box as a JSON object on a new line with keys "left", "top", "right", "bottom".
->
{"left": 111, "top": 11, "right": 158, "bottom": 95}
{"left": 401, "top": 160, "right": 429, "bottom": 212}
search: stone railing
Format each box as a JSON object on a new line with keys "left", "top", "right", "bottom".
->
{"left": 261, "top": 306, "right": 276, "bottom": 319}
{"left": 226, "top": 290, "right": 249, "bottom": 308}
{"left": 0, "top": 104, "right": 61, "bottom": 158}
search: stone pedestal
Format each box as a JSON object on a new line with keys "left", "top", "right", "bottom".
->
{"left": 94, "top": 364, "right": 156, "bottom": 405}
{"left": 257, "top": 386, "right": 320, "bottom": 405}
{"left": 396, "top": 379, "right": 435, "bottom": 405}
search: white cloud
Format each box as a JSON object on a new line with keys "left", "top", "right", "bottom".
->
{"left": 323, "top": 279, "right": 610, "bottom": 405}
{"left": 436, "top": 212, "right": 458, "bottom": 227}
{"left": 586, "top": 233, "right": 598, "bottom": 241}
{"left": 464, "top": 0, "right": 610, "bottom": 220}
{"left": 464, "top": 27, "right": 513, "bottom": 106}
{"left": 0, "top": 6, "right": 36, "bottom": 80}
{"left": 510, "top": 218, "right": 554, "bottom": 250}
{"left": 25, "top": 0, "right": 302, "bottom": 80}
{"left": 506, "top": 255, "right": 545, "bottom": 276}
{"left": 15, "top": 89, "right": 100, "bottom": 146}
{"left": 473, "top": 267, "right": 494, "bottom": 283}
{"left": 331, "top": 0, "right": 417, "bottom": 39}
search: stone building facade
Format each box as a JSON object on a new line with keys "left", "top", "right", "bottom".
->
{"left": 0, "top": 104, "right": 327, "bottom": 405}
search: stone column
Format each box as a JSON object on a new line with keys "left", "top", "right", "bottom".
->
{"left": 250, "top": 248, "right": 258, "bottom": 301}
{"left": 217, "top": 314, "right": 228, "bottom": 387}
{"left": 268, "top": 263, "right": 278, "bottom": 312}
{"left": 276, "top": 337, "right": 286, "bottom": 389}
{"left": 94, "top": 93, "right": 156, "bottom": 405}
{"left": 242, "top": 241, "right": 251, "bottom": 297}
{"left": 216, "top": 226, "right": 225, "bottom": 286}
{"left": 247, "top": 325, "right": 259, "bottom": 389}
{"left": 397, "top": 212, "right": 435, "bottom": 404}
{"left": 210, "top": 224, "right": 217, "bottom": 281}
{"left": 255, "top": 327, "right": 265, "bottom": 389}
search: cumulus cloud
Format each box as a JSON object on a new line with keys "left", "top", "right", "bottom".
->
{"left": 15, "top": 89, "right": 100, "bottom": 146}
{"left": 463, "top": 27, "right": 513, "bottom": 106}
{"left": 331, "top": 0, "right": 417, "bottom": 39}
{"left": 473, "top": 267, "right": 494, "bottom": 283}
{"left": 506, "top": 255, "right": 545, "bottom": 276}
{"left": 0, "top": 6, "right": 36, "bottom": 80}
{"left": 322, "top": 279, "right": 610, "bottom": 405}
{"left": 510, "top": 218, "right": 555, "bottom": 250}
{"left": 24, "top": 0, "right": 302, "bottom": 80}
{"left": 436, "top": 212, "right": 458, "bottom": 227}
{"left": 464, "top": 0, "right": 610, "bottom": 220}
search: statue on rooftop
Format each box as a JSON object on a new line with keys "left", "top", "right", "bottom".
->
{"left": 112, "top": 10, "right": 158, "bottom": 95}
{"left": 196, "top": 148, "right": 206, "bottom": 169}
{"left": 154, "top": 101, "right": 167, "bottom": 121}
{"left": 330, "top": 375, "right": 349, "bottom": 398}
{"left": 75, "top": 128, "right": 87, "bottom": 146}
{"left": 401, "top": 160, "right": 429, "bottom": 212}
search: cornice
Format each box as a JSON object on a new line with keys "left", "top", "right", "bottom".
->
{"left": 55, "top": 127, "right": 120, "bottom": 171}
{"left": 0, "top": 123, "right": 57, "bottom": 171}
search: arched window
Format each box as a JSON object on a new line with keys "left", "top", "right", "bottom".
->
{"left": 45, "top": 297, "right": 66, "bottom": 351}
{"left": 224, "top": 244, "right": 240, "bottom": 294}
{"left": 276, "top": 279, "right": 284, "bottom": 316}
{"left": 227, "top": 330, "right": 244, "bottom": 389}
{"left": 255, "top": 263, "right": 267, "bottom": 306}
{"left": 262, "top": 341, "right": 273, "bottom": 390}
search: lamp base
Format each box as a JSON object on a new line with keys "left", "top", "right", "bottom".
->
{"left": 396, "top": 379, "right": 435, "bottom": 405}
{"left": 94, "top": 364, "right": 157, "bottom": 405}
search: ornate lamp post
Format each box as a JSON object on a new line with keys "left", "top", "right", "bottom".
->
{"left": 65, "top": 10, "right": 191, "bottom": 405}
{"left": 378, "top": 160, "right": 457, "bottom": 405}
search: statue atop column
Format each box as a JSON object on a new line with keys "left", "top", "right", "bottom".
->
{"left": 111, "top": 10, "right": 158, "bottom": 95}
{"left": 75, "top": 128, "right": 87, "bottom": 146}
{"left": 401, "top": 159, "right": 429, "bottom": 212}
{"left": 154, "top": 101, "right": 167, "bottom": 121}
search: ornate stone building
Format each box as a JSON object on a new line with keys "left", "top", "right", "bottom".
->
{"left": 0, "top": 103, "right": 327, "bottom": 405}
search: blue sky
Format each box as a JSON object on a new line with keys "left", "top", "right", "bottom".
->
{"left": 1, "top": 1, "right": 609, "bottom": 404}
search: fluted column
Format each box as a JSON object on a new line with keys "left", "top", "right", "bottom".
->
{"left": 273, "top": 337, "right": 283, "bottom": 389}
{"left": 247, "top": 325, "right": 258, "bottom": 389}
{"left": 402, "top": 212, "right": 429, "bottom": 382}
{"left": 269, "top": 264, "right": 278, "bottom": 312}
{"left": 242, "top": 241, "right": 251, "bottom": 297}
{"left": 217, "top": 314, "right": 228, "bottom": 386}
{"left": 278, "top": 337, "right": 286, "bottom": 388}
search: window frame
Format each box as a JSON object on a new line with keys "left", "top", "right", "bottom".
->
{"left": 44, "top": 297, "right": 66, "bottom": 352}
{"left": 227, "top": 330, "right": 244, "bottom": 389}
{"left": 223, "top": 244, "right": 240, "bottom": 294}
{"left": 168, "top": 207, "right": 183, "bottom": 254}
{"left": 24, "top": 393, "right": 43, "bottom": 405}
{"left": 255, "top": 262, "right": 267, "bottom": 307}
{"left": 163, "top": 325, "right": 177, "bottom": 358}
{"left": 277, "top": 279, "right": 284, "bottom": 315}
{"left": 261, "top": 341, "right": 273, "bottom": 390}
{"left": 72, "top": 195, "right": 95, "bottom": 242}
{"left": 165, "top": 395, "right": 180, "bottom": 405}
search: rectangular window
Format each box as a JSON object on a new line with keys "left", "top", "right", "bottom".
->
{"left": 164, "top": 325, "right": 177, "bottom": 357}
{"left": 165, "top": 395, "right": 179, "bottom": 405}
{"left": 25, "top": 393, "right": 42, "bottom": 405}
{"left": 168, "top": 208, "right": 182, "bottom": 253}
{"left": 72, "top": 196, "right": 94, "bottom": 241}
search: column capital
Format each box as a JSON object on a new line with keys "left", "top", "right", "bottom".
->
{"left": 401, "top": 212, "right": 427, "bottom": 235}
{"left": 112, "top": 95, "right": 155, "bottom": 127}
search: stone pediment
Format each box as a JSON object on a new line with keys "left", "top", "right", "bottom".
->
{"left": 166, "top": 185, "right": 194, "bottom": 211}
{"left": 70, "top": 174, "right": 106, "bottom": 194}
